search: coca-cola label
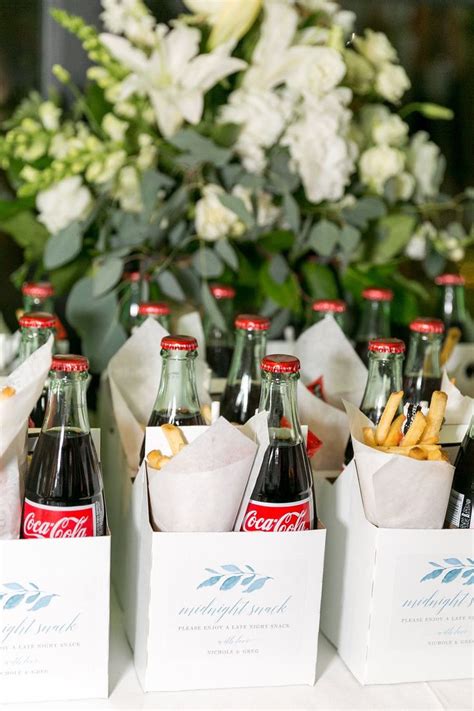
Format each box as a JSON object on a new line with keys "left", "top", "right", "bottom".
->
{"left": 22, "top": 498, "right": 96, "bottom": 539}
{"left": 242, "top": 498, "right": 311, "bottom": 533}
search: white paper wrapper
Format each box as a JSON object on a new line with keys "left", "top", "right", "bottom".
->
{"left": 0, "top": 337, "right": 53, "bottom": 539}
{"left": 297, "top": 381, "right": 348, "bottom": 470}
{"left": 0, "top": 330, "right": 20, "bottom": 373}
{"left": 146, "top": 418, "right": 257, "bottom": 532}
{"left": 345, "top": 400, "right": 455, "bottom": 529}
{"left": 442, "top": 370, "right": 473, "bottom": 424}
{"left": 446, "top": 342, "right": 474, "bottom": 398}
{"left": 233, "top": 411, "right": 270, "bottom": 531}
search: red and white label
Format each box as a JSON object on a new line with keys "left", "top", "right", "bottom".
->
{"left": 241, "top": 498, "right": 312, "bottom": 532}
{"left": 22, "top": 498, "right": 96, "bottom": 539}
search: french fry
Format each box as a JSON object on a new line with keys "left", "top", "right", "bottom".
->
{"left": 408, "top": 447, "right": 427, "bottom": 460}
{"left": 147, "top": 449, "right": 171, "bottom": 470}
{"left": 201, "top": 404, "right": 212, "bottom": 425}
{"left": 161, "top": 423, "right": 187, "bottom": 455}
{"left": 420, "top": 435, "right": 439, "bottom": 445}
{"left": 378, "top": 443, "right": 440, "bottom": 455}
{"left": 0, "top": 385, "right": 16, "bottom": 400}
{"left": 427, "top": 448, "right": 444, "bottom": 461}
{"left": 383, "top": 413, "right": 405, "bottom": 446}
{"left": 400, "top": 411, "right": 426, "bottom": 447}
{"left": 375, "top": 391, "right": 403, "bottom": 445}
{"left": 421, "top": 391, "right": 447, "bottom": 443}
{"left": 363, "top": 427, "right": 376, "bottom": 447}
{"left": 440, "top": 327, "right": 461, "bottom": 366}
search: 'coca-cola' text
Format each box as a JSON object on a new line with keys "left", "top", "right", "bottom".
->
{"left": 22, "top": 499, "right": 96, "bottom": 539}
{"left": 242, "top": 498, "right": 311, "bottom": 532}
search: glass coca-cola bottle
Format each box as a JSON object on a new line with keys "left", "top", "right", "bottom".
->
{"left": 204, "top": 284, "right": 235, "bottom": 378}
{"left": 241, "top": 354, "right": 316, "bottom": 532}
{"left": 136, "top": 301, "right": 171, "bottom": 331}
{"left": 354, "top": 287, "right": 393, "bottom": 366}
{"left": 403, "top": 317, "right": 444, "bottom": 407}
{"left": 119, "top": 271, "right": 150, "bottom": 335}
{"left": 18, "top": 312, "right": 56, "bottom": 427}
{"left": 220, "top": 314, "right": 270, "bottom": 424}
{"left": 344, "top": 338, "right": 405, "bottom": 463}
{"left": 445, "top": 417, "right": 473, "bottom": 529}
{"left": 21, "top": 355, "right": 105, "bottom": 539}
{"left": 435, "top": 273, "right": 473, "bottom": 342}
{"left": 311, "top": 299, "right": 348, "bottom": 333}
{"left": 22, "top": 281, "right": 54, "bottom": 312}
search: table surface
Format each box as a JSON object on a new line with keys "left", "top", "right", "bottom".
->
{"left": 5, "top": 591, "right": 472, "bottom": 711}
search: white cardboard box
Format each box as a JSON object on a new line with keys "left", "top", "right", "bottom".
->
{"left": 0, "top": 429, "right": 111, "bottom": 704}
{"left": 122, "top": 427, "right": 326, "bottom": 692}
{"left": 316, "top": 462, "right": 474, "bottom": 685}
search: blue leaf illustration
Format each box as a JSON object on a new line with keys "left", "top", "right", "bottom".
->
{"left": 205, "top": 568, "right": 218, "bottom": 574}
{"left": 3, "top": 583, "right": 24, "bottom": 591}
{"left": 221, "top": 565, "right": 242, "bottom": 573}
{"left": 26, "top": 592, "right": 41, "bottom": 604}
{"left": 243, "top": 577, "right": 271, "bottom": 593}
{"left": 4, "top": 593, "right": 25, "bottom": 609}
{"left": 444, "top": 558, "right": 462, "bottom": 566}
{"left": 29, "top": 582, "right": 39, "bottom": 590}
{"left": 463, "top": 575, "right": 474, "bottom": 586}
{"left": 220, "top": 575, "right": 242, "bottom": 591}
{"left": 197, "top": 575, "right": 222, "bottom": 589}
{"left": 420, "top": 568, "right": 444, "bottom": 582}
{"left": 245, "top": 565, "right": 255, "bottom": 572}
{"left": 468, "top": 558, "right": 474, "bottom": 565}
{"left": 0, "top": 593, "right": 5, "bottom": 599}
{"left": 241, "top": 575, "right": 256, "bottom": 585}
{"left": 442, "top": 569, "right": 462, "bottom": 583}
{"left": 29, "top": 594, "right": 56, "bottom": 611}
{"left": 462, "top": 568, "right": 474, "bottom": 578}
{"left": 429, "top": 562, "right": 442, "bottom": 567}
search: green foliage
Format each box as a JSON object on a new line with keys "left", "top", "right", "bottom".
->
{"left": 92, "top": 256, "right": 123, "bottom": 297}
{"left": 309, "top": 219, "right": 339, "bottom": 257}
{"left": 44, "top": 222, "right": 83, "bottom": 270}
{"left": 259, "top": 261, "right": 301, "bottom": 314}
{"left": 218, "top": 193, "right": 254, "bottom": 227}
{"left": 301, "top": 262, "right": 339, "bottom": 300}
{"left": 192, "top": 247, "right": 224, "bottom": 278}
{"left": 0, "top": 211, "right": 48, "bottom": 262}
{"left": 372, "top": 214, "right": 416, "bottom": 263}
{"left": 400, "top": 102, "right": 454, "bottom": 121}
{"left": 169, "top": 129, "right": 232, "bottom": 168}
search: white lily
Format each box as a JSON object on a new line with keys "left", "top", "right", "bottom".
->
{"left": 100, "top": 24, "right": 246, "bottom": 138}
{"left": 184, "top": 0, "right": 262, "bottom": 49}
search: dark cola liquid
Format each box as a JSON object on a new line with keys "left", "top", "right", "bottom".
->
{"left": 29, "top": 387, "right": 48, "bottom": 428}
{"left": 252, "top": 440, "right": 316, "bottom": 522}
{"left": 206, "top": 345, "right": 233, "bottom": 378}
{"left": 355, "top": 341, "right": 370, "bottom": 367}
{"left": 446, "top": 433, "right": 474, "bottom": 529}
{"left": 403, "top": 374, "right": 441, "bottom": 406}
{"left": 140, "top": 409, "right": 205, "bottom": 462}
{"left": 220, "top": 382, "right": 261, "bottom": 425}
{"left": 23, "top": 430, "right": 105, "bottom": 535}
{"left": 344, "top": 406, "right": 381, "bottom": 464}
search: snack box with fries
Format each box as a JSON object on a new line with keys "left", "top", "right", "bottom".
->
{"left": 315, "top": 458, "right": 473, "bottom": 686}
{"left": 0, "top": 429, "right": 110, "bottom": 704}
{"left": 121, "top": 424, "right": 326, "bottom": 692}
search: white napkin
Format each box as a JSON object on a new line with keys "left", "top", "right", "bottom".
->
{"left": 297, "top": 381, "right": 349, "bottom": 470}
{"left": 441, "top": 370, "right": 473, "bottom": 424}
{"left": 345, "top": 401, "right": 454, "bottom": 529}
{"left": 446, "top": 342, "right": 474, "bottom": 398}
{"left": 0, "top": 337, "right": 53, "bottom": 539}
{"left": 0, "top": 331, "right": 20, "bottom": 373}
{"left": 233, "top": 411, "right": 270, "bottom": 531}
{"left": 146, "top": 418, "right": 257, "bottom": 532}
{"left": 176, "top": 310, "right": 206, "bottom": 358}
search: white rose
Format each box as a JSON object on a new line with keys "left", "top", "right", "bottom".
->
{"left": 195, "top": 184, "right": 241, "bottom": 241}
{"left": 375, "top": 63, "right": 411, "bottom": 103}
{"left": 36, "top": 177, "right": 93, "bottom": 234}
{"left": 284, "top": 46, "right": 346, "bottom": 96}
{"left": 102, "top": 113, "right": 128, "bottom": 142}
{"left": 344, "top": 50, "right": 375, "bottom": 95}
{"left": 184, "top": 0, "right": 262, "bottom": 49}
{"left": 39, "top": 101, "right": 61, "bottom": 131}
{"left": 407, "top": 131, "right": 445, "bottom": 200}
{"left": 359, "top": 145, "right": 405, "bottom": 194}
{"left": 354, "top": 30, "right": 397, "bottom": 65}
{"left": 373, "top": 114, "right": 409, "bottom": 146}
{"left": 115, "top": 166, "right": 143, "bottom": 213}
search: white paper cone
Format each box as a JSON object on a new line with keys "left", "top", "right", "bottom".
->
{"left": 345, "top": 400, "right": 455, "bottom": 529}
{"left": 176, "top": 310, "right": 212, "bottom": 404}
{"left": 147, "top": 418, "right": 257, "bottom": 532}
{"left": 0, "top": 331, "right": 20, "bottom": 372}
{"left": 441, "top": 370, "right": 473, "bottom": 425}
{"left": 297, "top": 381, "right": 348, "bottom": 470}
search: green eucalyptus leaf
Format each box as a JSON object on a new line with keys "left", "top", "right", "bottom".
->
{"left": 218, "top": 193, "right": 254, "bottom": 228}
{"left": 50, "top": 258, "right": 90, "bottom": 296}
{"left": 44, "top": 222, "right": 83, "bottom": 270}
{"left": 268, "top": 146, "right": 299, "bottom": 194}
{"left": 220, "top": 165, "right": 244, "bottom": 191}
{"left": 168, "top": 221, "right": 188, "bottom": 247}
{"left": 201, "top": 282, "right": 227, "bottom": 332}
{"left": 112, "top": 213, "right": 148, "bottom": 248}
{"left": 0, "top": 210, "right": 48, "bottom": 262}
{"left": 283, "top": 193, "right": 300, "bottom": 235}
{"left": 309, "top": 219, "right": 339, "bottom": 257}
{"left": 192, "top": 247, "right": 224, "bottom": 278}
{"left": 259, "top": 229, "right": 295, "bottom": 253}
{"left": 301, "top": 262, "right": 339, "bottom": 300}
{"left": 268, "top": 308, "right": 292, "bottom": 339}
{"left": 342, "top": 197, "right": 387, "bottom": 229}
{"left": 373, "top": 214, "right": 416, "bottom": 262}
{"left": 141, "top": 169, "right": 174, "bottom": 217}
{"left": 0, "top": 197, "right": 35, "bottom": 221}
{"left": 175, "top": 266, "right": 201, "bottom": 303}
{"left": 215, "top": 238, "right": 239, "bottom": 270}
{"left": 269, "top": 254, "right": 289, "bottom": 284}
{"left": 209, "top": 122, "right": 241, "bottom": 148}
{"left": 93, "top": 256, "right": 123, "bottom": 297}
{"left": 156, "top": 269, "right": 186, "bottom": 302}
{"left": 260, "top": 262, "right": 300, "bottom": 313}
{"left": 339, "top": 224, "right": 361, "bottom": 255}
{"left": 169, "top": 129, "right": 231, "bottom": 167}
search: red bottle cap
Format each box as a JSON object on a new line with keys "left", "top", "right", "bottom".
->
{"left": 138, "top": 301, "right": 170, "bottom": 316}
{"left": 51, "top": 354, "right": 89, "bottom": 372}
{"left": 368, "top": 338, "right": 406, "bottom": 354}
{"left": 122, "top": 271, "right": 150, "bottom": 282}
{"left": 311, "top": 299, "right": 346, "bottom": 313}
{"left": 19, "top": 312, "right": 57, "bottom": 329}
{"left": 362, "top": 287, "right": 393, "bottom": 301}
{"left": 261, "top": 354, "right": 300, "bottom": 374}
{"left": 22, "top": 281, "right": 54, "bottom": 298}
{"left": 161, "top": 335, "right": 198, "bottom": 351}
{"left": 211, "top": 284, "right": 236, "bottom": 300}
{"left": 409, "top": 317, "right": 445, "bottom": 334}
{"left": 434, "top": 274, "right": 465, "bottom": 286}
{"left": 235, "top": 314, "right": 271, "bottom": 331}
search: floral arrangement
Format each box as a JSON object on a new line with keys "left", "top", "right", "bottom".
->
{"left": 0, "top": 0, "right": 472, "bottom": 369}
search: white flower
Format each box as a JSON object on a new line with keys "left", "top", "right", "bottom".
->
{"left": 407, "top": 131, "right": 445, "bottom": 200}
{"left": 195, "top": 184, "right": 242, "bottom": 241}
{"left": 115, "top": 165, "right": 143, "bottom": 213}
{"left": 36, "top": 177, "right": 93, "bottom": 234}
{"left": 344, "top": 50, "right": 374, "bottom": 95}
{"left": 359, "top": 145, "right": 405, "bottom": 194}
{"left": 86, "top": 150, "right": 126, "bottom": 184}
{"left": 256, "top": 191, "right": 280, "bottom": 227}
{"left": 101, "top": 0, "right": 156, "bottom": 46}
{"left": 354, "top": 30, "right": 397, "bottom": 65}
{"left": 48, "top": 134, "right": 70, "bottom": 159}
{"left": 405, "top": 235, "right": 427, "bottom": 261}
{"left": 136, "top": 133, "right": 157, "bottom": 171}
{"left": 38, "top": 101, "right": 61, "bottom": 131}
{"left": 449, "top": 247, "right": 465, "bottom": 262}
{"left": 100, "top": 24, "right": 246, "bottom": 138}
{"left": 284, "top": 46, "right": 346, "bottom": 96}
{"left": 282, "top": 89, "right": 356, "bottom": 203}
{"left": 373, "top": 114, "right": 409, "bottom": 147}
{"left": 183, "top": 0, "right": 262, "bottom": 49}
{"left": 219, "top": 88, "right": 293, "bottom": 173}
{"left": 375, "top": 63, "right": 411, "bottom": 103}
{"left": 334, "top": 10, "right": 356, "bottom": 35}
{"left": 102, "top": 113, "right": 128, "bottom": 142}
{"left": 297, "top": 27, "right": 330, "bottom": 46}
{"left": 393, "top": 172, "right": 415, "bottom": 201}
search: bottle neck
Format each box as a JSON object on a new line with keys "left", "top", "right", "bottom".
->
{"left": 23, "top": 295, "right": 54, "bottom": 312}
{"left": 42, "top": 371, "right": 90, "bottom": 434}
{"left": 204, "top": 299, "right": 234, "bottom": 346}
{"left": 439, "top": 285, "right": 467, "bottom": 326}
{"left": 361, "top": 352, "right": 404, "bottom": 417}
{"left": 226, "top": 329, "right": 267, "bottom": 387}
{"left": 259, "top": 371, "right": 303, "bottom": 445}
{"left": 356, "top": 300, "right": 391, "bottom": 341}
{"left": 19, "top": 327, "right": 53, "bottom": 363}
{"left": 153, "top": 349, "right": 201, "bottom": 416}
{"left": 405, "top": 332, "right": 442, "bottom": 377}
